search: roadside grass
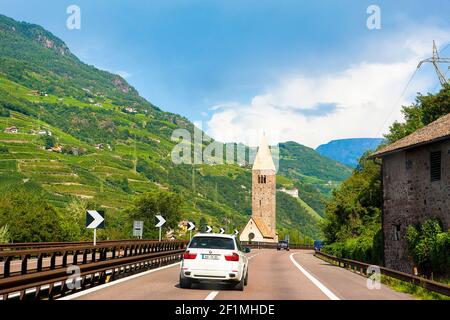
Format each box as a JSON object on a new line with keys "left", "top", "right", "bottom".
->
{"left": 381, "top": 275, "right": 450, "bottom": 300}
{"left": 315, "top": 253, "right": 450, "bottom": 300}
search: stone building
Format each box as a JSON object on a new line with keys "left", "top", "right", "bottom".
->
{"left": 240, "top": 135, "right": 278, "bottom": 243}
{"left": 371, "top": 113, "right": 450, "bottom": 273}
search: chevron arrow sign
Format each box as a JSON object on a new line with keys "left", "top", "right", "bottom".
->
{"left": 86, "top": 210, "right": 105, "bottom": 229}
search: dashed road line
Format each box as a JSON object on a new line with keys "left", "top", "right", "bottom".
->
{"left": 289, "top": 253, "right": 340, "bottom": 300}
{"left": 204, "top": 291, "right": 219, "bottom": 300}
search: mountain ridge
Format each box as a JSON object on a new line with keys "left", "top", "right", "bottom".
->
{"left": 316, "top": 138, "right": 384, "bottom": 167}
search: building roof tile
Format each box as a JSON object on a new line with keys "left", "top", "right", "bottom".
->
{"left": 371, "top": 113, "right": 450, "bottom": 158}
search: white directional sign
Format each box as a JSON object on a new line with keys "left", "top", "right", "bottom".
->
{"left": 219, "top": 227, "right": 225, "bottom": 234}
{"left": 155, "top": 215, "right": 166, "bottom": 228}
{"left": 234, "top": 229, "right": 239, "bottom": 235}
{"left": 206, "top": 225, "right": 212, "bottom": 233}
{"left": 86, "top": 210, "right": 105, "bottom": 229}
{"left": 133, "top": 220, "right": 144, "bottom": 238}
{"left": 187, "top": 221, "right": 195, "bottom": 231}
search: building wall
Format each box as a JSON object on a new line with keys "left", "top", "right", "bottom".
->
{"left": 252, "top": 169, "right": 276, "bottom": 238}
{"left": 239, "top": 219, "right": 265, "bottom": 242}
{"left": 383, "top": 139, "right": 450, "bottom": 272}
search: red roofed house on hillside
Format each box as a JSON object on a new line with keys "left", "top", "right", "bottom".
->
{"left": 370, "top": 113, "right": 450, "bottom": 273}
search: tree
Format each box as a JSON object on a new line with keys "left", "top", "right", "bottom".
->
{"left": 41, "top": 134, "right": 56, "bottom": 149}
{"left": 406, "top": 219, "right": 450, "bottom": 277}
{"left": 0, "top": 188, "right": 65, "bottom": 242}
{"left": 126, "top": 190, "right": 183, "bottom": 239}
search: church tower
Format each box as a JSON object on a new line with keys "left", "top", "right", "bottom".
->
{"left": 240, "top": 135, "right": 278, "bottom": 242}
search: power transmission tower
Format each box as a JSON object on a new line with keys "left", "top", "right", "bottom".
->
{"left": 417, "top": 41, "right": 450, "bottom": 86}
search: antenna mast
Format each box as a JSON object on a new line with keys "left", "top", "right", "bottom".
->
{"left": 417, "top": 41, "right": 450, "bottom": 86}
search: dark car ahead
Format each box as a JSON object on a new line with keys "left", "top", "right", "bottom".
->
{"left": 277, "top": 240, "right": 290, "bottom": 251}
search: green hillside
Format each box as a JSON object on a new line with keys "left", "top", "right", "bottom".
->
{"left": 0, "top": 14, "right": 350, "bottom": 241}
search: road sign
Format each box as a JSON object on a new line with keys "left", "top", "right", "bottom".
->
{"left": 155, "top": 215, "right": 166, "bottom": 241}
{"left": 86, "top": 210, "right": 105, "bottom": 246}
{"left": 234, "top": 229, "right": 239, "bottom": 235}
{"left": 155, "top": 215, "right": 166, "bottom": 228}
{"left": 187, "top": 221, "right": 195, "bottom": 231}
{"left": 206, "top": 225, "right": 212, "bottom": 233}
{"left": 219, "top": 227, "right": 225, "bottom": 234}
{"left": 133, "top": 220, "right": 144, "bottom": 238}
{"left": 86, "top": 210, "right": 105, "bottom": 229}
{"left": 187, "top": 221, "right": 195, "bottom": 240}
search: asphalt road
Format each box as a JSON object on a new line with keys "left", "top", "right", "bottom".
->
{"left": 64, "top": 249, "right": 413, "bottom": 300}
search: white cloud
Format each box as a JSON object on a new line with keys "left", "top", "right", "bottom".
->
{"left": 206, "top": 26, "right": 450, "bottom": 148}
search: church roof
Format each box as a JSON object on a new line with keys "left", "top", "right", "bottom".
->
{"left": 252, "top": 134, "right": 276, "bottom": 171}
{"left": 251, "top": 216, "right": 274, "bottom": 238}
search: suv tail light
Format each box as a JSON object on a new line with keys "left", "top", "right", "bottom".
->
{"left": 225, "top": 252, "right": 239, "bottom": 262}
{"left": 183, "top": 251, "right": 197, "bottom": 259}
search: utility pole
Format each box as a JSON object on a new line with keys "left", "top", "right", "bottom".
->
{"left": 417, "top": 41, "right": 450, "bottom": 86}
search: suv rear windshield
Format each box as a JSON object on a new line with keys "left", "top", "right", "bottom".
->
{"left": 189, "top": 237, "right": 235, "bottom": 250}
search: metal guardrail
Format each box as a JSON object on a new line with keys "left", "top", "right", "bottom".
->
{"left": 241, "top": 241, "right": 313, "bottom": 250}
{"left": 0, "top": 239, "right": 162, "bottom": 251}
{"left": 315, "top": 250, "right": 450, "bottom": 297}
{"left": 0, "top": 240, "right": 187, "bottom": 300}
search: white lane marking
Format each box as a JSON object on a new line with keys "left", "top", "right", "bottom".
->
{"left": 204, "top": 291, "right": 219, "bottom": 300}
{"left": 58, "top": 262, "right": 181, "bottom": 300}
{"left": 289, "top": 253, "right": 340, "bottom": 300}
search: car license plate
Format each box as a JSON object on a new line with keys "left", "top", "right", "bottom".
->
{"left": 202, "top": 254, "right": 219, "bottom": 260}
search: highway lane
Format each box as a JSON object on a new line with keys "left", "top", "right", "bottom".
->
{"left": 289, "top": 251, "right": 413, "bottom": 300}
{"left": 65, "top": 249, "right": 413, "bottom": 300}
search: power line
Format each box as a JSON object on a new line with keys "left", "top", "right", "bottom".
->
{"left": 376, "top": 41, "right": 450, "bottom": 137}
{"left": 376, "top": 67, "right": 419, "bottom": 136}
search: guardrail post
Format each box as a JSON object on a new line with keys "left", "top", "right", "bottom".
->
{"left": 3, "top": 256, "right": 12, "bottom": 277}
{"left": 50, "top": 252, "right": 56, "bottom": 269}
{"left": 21, "top": 254, "right": 29, "bottom": 275}
{"left": 72, "top": 250, "right": 78, "bottom": 265}
{"left": 36, "top": 254, "right": 43, "bottom": 272}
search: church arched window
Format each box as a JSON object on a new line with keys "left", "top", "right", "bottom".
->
{"left": 263, "top": 175, "right": 267, "bottom": 183}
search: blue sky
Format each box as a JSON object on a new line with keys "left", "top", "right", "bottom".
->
{"left": 0, "top": 1, "right": 449, "bottom": 147}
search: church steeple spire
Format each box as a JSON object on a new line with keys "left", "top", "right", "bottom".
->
{"left": 252, "top": 133, "right": 276, "bottom": 171}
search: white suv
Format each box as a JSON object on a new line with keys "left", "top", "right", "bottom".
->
{"left": 179, "top": 233, "right": 250, "bottom": 291}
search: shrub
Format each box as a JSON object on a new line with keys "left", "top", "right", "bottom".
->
{"left": 406, "top": 219, "right": 450, "bottom": 277}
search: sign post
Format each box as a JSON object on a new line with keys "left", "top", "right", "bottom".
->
{"left": 155, "top": 215, "right": 166, "bottom": 242}
{"left": 86, "top": 210, "right": 105, "bottom": 246}
{"left": 234, "top": 229, "right": 239, "bottom": 235}
{"left": 187, "top": 221, "right": 196, "bottom": 240}
{"left": 219, "top": 227, "right": 225, "bottom": 234}
{"left": 206, "top": 225, "right": 212, "bottom": 233}
{"left": 133, "top": 220, "right": 144, "bottom": 239}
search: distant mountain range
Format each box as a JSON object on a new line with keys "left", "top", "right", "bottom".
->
{"left": 316, "top": 138, "right": 384, "bottom": 167}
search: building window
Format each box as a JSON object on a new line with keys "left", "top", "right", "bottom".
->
{"left": 394, "top": 224, "right": 401, "bottom": 241}
{"left": 430, "top": 151, "right": 442, "bottom": 181}
{"left": 263, "top": 175, "right": 267, "bottom": 183}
